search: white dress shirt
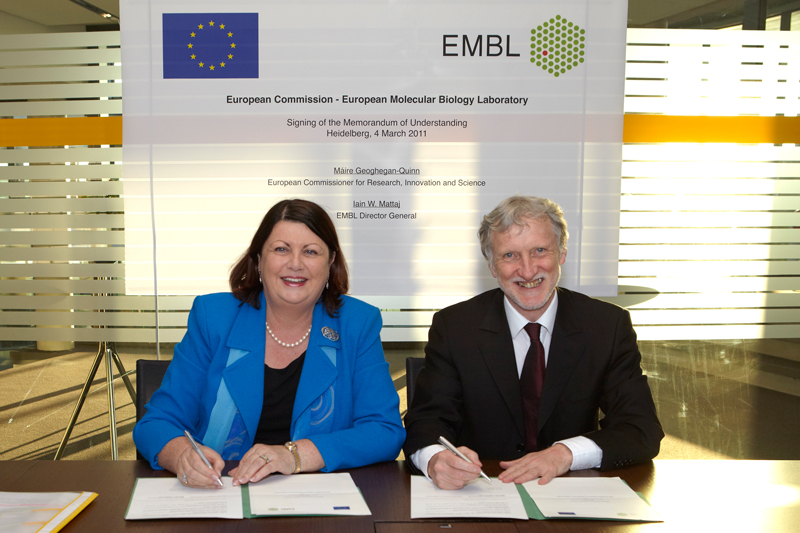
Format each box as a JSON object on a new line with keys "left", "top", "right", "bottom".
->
{"left": 411, "top": 290, "right": 602, "bottom": 479}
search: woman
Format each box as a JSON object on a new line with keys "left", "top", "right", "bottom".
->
{"left": 133, "top": 199, "right": 405, "bottom": 488}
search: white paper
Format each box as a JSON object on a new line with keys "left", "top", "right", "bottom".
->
{"left": 410, "top": 475, "right": 528, "bottom": 520}
{"left": 248, "top": 473, "right": 371, "bottom": 516}
{"left": 0, "top": 491, "right": 96, "bottom": 533}
{"left": 125, "top": 477, "right": 244, "bottom": 520}
{"left": 522, "top": 477, "right": 662, "bottom": 521}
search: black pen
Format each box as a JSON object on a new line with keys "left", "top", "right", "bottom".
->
{"left": 438, "top": 436, "right": 492, "bottom": 483}
{"left": 184, "top": 430, "right": 224, "bottom": 487}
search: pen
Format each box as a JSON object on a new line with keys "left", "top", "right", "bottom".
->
{"left": 184, "top": 430, "right": 224, "bottom": 487}
{"left": 438, "top": 436, "right": 492, "bottom": 483}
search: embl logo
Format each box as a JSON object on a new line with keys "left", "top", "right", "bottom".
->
{"left": 530, "top": 15, "right": 586, "bottom": 77}
{"left": 441, "top": 15, "right": 586, "bottom": 78}
{"left": 442, "top": 34, "right": 520, "bottom": 57}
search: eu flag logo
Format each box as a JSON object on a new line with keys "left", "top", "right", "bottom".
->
{"left": 163, "top": 13, "right": 258, "bottom": 79}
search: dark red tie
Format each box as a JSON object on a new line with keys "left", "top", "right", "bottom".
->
{"left": 521, "top": 322, "right": 546, "bottom": 453}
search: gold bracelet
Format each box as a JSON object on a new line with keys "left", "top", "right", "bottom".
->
{"left": 284, "top": 441, "right": 301, "bottom": 474}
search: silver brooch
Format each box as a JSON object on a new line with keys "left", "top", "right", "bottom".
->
{"left": 321, "top": 327, "right": 339, "bottom": 341}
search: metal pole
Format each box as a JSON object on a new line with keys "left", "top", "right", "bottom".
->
{"left": 54, "top": 343, "right": 104, "bottom": 460}
{"left": 111, "top": 343, "right": 137, "bottom": 404}
{"left": 105, "top": 343, "right": 119, "bottom": 460}
{"left": 54, "top": 341, "right": 135, "bottom": 460}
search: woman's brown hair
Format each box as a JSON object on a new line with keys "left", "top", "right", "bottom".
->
{"left": 229, "top": 199, "right": 349, "bottom": 316}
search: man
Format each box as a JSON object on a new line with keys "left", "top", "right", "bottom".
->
{"left": 404, "top": 195, "right": 663, "bottom": 489}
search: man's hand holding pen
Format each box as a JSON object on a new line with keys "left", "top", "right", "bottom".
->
{"left": 428, "top": 444, "right": 486, "bottom": 490}
{"left": 428, "top": 436, "right": 573, "bottom": 490}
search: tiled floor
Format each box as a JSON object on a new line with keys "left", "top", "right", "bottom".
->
{"left": 1, "top": 339, "right": 798, "bottom": 462}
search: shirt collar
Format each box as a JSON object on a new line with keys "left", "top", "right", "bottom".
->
{"left": 503, "top": 289, "right": 559, "bottom": 338}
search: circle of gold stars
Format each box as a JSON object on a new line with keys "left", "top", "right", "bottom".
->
{"left": 187, "top": 20, "right": 236, "bottom": 71}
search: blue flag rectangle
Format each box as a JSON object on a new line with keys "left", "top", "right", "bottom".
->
{"left": 163, "top": 13, "right": 258, "bottom": 79}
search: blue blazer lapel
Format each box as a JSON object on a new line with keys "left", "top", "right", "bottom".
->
{"left": 223, "top": 295, "right": 267, "bottom": 444}
{"left": 292, "top": 302, "right": 339, "bottom": 437}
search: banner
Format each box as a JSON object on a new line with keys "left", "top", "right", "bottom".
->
{"left": 120, "top": 0, "right": 627, "bottom": 306}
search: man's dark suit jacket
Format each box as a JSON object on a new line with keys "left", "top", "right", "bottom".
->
{"left": 403, "top": 287, "right": 663, "bottom": 472}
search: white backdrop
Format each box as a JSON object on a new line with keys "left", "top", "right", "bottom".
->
{"left": 120, "top": 0, "right": 627, "bottom": 306}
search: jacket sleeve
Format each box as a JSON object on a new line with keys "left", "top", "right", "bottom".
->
{"left": 402, "top": 310, "right": 464, "bottom": 471}
{"left": 133, "top": 296, "right": 217, "bottom": 469}
{"left": 583, "top": 308, "right": 664, "bottom": 470}
{"left": 306, "top": 305, "right": 406, "bottom": 471}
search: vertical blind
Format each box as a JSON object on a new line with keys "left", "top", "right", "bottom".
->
{"left": 0, "top": 29, "right": 798, "bottom": 343}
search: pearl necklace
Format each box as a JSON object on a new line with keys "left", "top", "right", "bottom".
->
{"left": 266, "top": 321, "right": 311, "bottom": 348}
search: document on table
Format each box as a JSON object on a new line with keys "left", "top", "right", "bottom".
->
{"left": 0, "top": 491, "right": 97, "bottom": 533}
{"left": 410, "top": 475, "right": 528, "bottom": 520}
{"left": 521, "top": 477, "right": 662, "bottom": 521}
{"left": 125, "top": 477, "right": 244, "bottom": 520}
{"left": 247, "top": 473, "right": 371, "bottom": 516}
{"left": 125, "top": 473, "right": 369, "bottom": 519}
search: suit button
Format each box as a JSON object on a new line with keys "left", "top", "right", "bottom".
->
{"left": 516, "top": 443, "right": 525, "bottom": 452}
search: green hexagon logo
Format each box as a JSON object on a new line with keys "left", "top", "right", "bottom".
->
{"left": 530, "top": 15, "right": 585, "bottom": 77}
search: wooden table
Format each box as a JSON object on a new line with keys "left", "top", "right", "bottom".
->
{"left": 1, "top": 460, "right": 799, "bottom": 532}
{"left": 0, "top": 460, "right": 37, "bottom": 490}
{"left": 513, "top": 460, "right": 800, "bottom": 532}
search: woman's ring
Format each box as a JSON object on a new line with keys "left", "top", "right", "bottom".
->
{"left": 182, "top": 474, "right": 188, "bottom": 484}
{"left": 259, "top": 454, "right": 271, "bottom": 464}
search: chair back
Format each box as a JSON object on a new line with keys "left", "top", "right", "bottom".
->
{"left": 135, "top": 359, "right": 171, "bottom": 460}
{"left": 135, "top": 359, "right": 171, "bottom": 421}
{"left": 405, "top": 357, "right": 425, "bottom": 408}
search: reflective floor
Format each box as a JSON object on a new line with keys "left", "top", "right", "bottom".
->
{"left": 1, "top": 339, "right": 798, "bottom": 461}
{"left": 642, "top": 339, "right": 800, "bottom": 460}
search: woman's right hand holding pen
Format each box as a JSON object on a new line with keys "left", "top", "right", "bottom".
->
{"left": 157, "top": 435, "right": 225, "bottom": 489}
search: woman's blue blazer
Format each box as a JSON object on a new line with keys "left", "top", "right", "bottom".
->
{"left": 133, "top": 292, "right": 405, "bottom": 471}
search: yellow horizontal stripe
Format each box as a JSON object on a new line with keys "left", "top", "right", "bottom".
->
{"left": 1, "top": 115, "right": 797, "bottom": 147}
{"left": 0, "top": 117, "right": 122, "bottom": 147}
{"left": 623, "top": 115, "right": 800, "bottom": 143}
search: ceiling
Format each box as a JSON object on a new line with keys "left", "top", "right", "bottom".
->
{"left": 0, "top": 0, "right": 119, "bottom": 28}
{"left": 0, "top": 1, "right": 796, "bottom": 31}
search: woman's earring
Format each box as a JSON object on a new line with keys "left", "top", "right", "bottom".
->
{"left": 258, "top": 269, "right": 262, "bottom": 284}
{"left": 326, "top": 276, "right": 329, "bottom": 290}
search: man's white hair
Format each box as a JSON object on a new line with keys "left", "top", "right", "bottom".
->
{"left": 478, "top": 195, "right": 568, "bottom": 264}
